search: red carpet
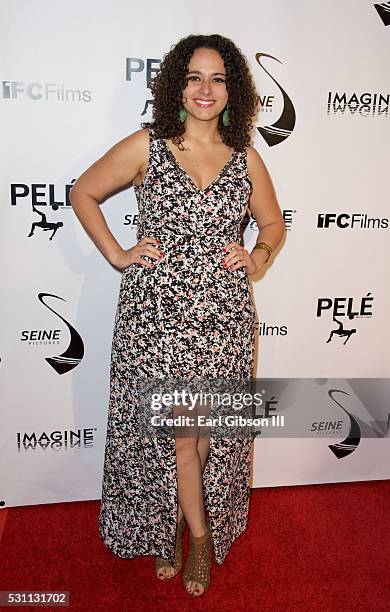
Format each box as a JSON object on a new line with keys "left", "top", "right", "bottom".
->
{"left": 1, "top": 480, "right": 389, "bottom": 611}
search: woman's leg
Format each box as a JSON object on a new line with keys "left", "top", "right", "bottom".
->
{"left": 157, "top": 402, "right": 210, "bottom": 579}
{"left": 174, "top": 402, "right": 207, "bottom": 537}
{"left": 196, "top": 400, "right": 211, "bottom": 471}
{"left": 176, "top": 432, "right": 210, "bottom": 524}
{"left": 176, "top": 435, "right": 210, "bottom": 527}
{"left": 175, "top": 402, "right": 212, "bottom": 595}
{"left": 157, "top": 402, "right": 211, "bottom": 586}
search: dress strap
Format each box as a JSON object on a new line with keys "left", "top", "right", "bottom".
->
{"left": 147, "top": 124, "right": 157, "bottom": 141}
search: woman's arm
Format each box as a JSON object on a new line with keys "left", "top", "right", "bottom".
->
{"left": 69, "top": 128, "right": 150, "bottom": 267}
{"left": 246, "top": 145, "right": 285, "bottom": 272}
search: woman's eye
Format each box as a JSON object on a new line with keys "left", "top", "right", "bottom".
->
{"left": 187, "top": 76, "right": 226, "bottom": 83}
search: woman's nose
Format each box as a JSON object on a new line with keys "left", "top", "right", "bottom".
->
{"left": 199, "top": 79, "right": 211, "bottom": 95}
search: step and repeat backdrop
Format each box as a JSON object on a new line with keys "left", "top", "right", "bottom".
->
{"left": 1, "top": 0, "right": 389, "bottom": 507}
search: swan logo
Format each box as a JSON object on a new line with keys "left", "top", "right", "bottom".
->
{"left": 317, "top": 294, "right": 374, "bottom": 345}
{"left": 374, "top": 2, "right": 390, "bottom": 25}
{"left": 20, "top": 293, "right": 84, "bottom": 374}
{"left": 254, "top": 52, "right": 296, "bottom": 146}
{"left": 327, "top": 389, "right": 361, "bottom": 458}
{"left": 40, "top": 293, "right": 84, "bottom": 373}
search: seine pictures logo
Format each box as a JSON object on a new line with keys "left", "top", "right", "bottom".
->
{"left": 255, "top": 52, "right": 296, "bottom": 146}
{"left": 327, "top": 389, "right": 361, "bottom": 458}
{"left": 374, "top": 2, "right": 390, "bottom": 26}
{"left": 309, "top": 389, "right": 361, "bottom": 458}
{"left": 20, "top": 293, "right": 84, "bottom": 374}
{"left": 317, "top": 293, "right": 373, "bottom": 345}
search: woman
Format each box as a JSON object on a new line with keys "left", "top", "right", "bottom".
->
{"left": 70, "top": 33, "right": 284, "bottom": 597}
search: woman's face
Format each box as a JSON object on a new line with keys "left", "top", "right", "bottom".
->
{"left": 181, "top": 47, "right": 229, "bottom": 123}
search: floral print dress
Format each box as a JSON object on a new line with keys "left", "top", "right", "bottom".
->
{"left": 98, "top": 125, "right": 257, "bottom": 565}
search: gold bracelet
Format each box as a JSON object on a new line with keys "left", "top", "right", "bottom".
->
{"left": 252, "top": 241, "right": 272, "bottom": 262}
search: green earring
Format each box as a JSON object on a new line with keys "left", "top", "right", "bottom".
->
{"left": 222, "top": 102, "right": 231, "bottom": 127}
{"left": 179, "top": 107, "right": 187, "bottom": 123}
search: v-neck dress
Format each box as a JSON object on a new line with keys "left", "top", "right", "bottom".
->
{"left": 98, "top": 125, "right": 257, "bottom": 566}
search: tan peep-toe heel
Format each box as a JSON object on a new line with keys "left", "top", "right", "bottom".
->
{"left": 183, "top": 522, "right": 213, "bottom": 597}
{"left": 155, "top": 515, "right": 187, "bottom": 579}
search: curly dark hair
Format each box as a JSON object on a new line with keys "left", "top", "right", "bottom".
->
{"left": 141, "top": 33, "right": 260, "bottom": 152}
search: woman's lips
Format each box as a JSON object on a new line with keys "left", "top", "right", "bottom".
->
{"left": 193, "top": 99, "right": 216, "bottom": 108}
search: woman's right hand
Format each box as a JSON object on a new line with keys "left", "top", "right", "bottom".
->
{"left": 110, "top": 236, "right": 163, "bottom": 271}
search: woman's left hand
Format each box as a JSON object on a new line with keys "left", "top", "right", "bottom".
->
{"left": 222, "top": 242, "right": 259, "bottom": 275}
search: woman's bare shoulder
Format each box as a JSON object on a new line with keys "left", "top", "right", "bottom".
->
{"left": 117, "top": 127, "right": 150, "bottom": 154}
{"left": 246, "top": 145, "right": 270, "bottom": 178}
{"left": 71, "top": 128, "right": 151, "bottom": 200}
{"left": 99, "top": 127, "right": 150, "bottom": 173}
{"left": 246, "top": 144, "right": 264, "bottom": 164}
